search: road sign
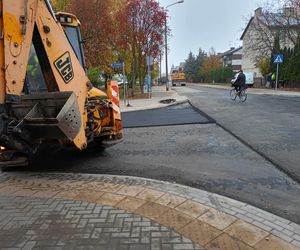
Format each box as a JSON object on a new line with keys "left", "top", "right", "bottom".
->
{"left": 146, "top": 56, "right": 153, "bottom": 66}
{"left": 111, "top": 62, "right": 124, "bottom": 67}
{"left": 274, "top": 54, "right": 283, "bottom": 64}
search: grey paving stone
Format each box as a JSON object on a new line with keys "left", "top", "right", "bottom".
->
{"left": 273, "top": 220, "right": 295, "bottom": 231}
{"left": 271, "top": 229, "right": 294, "bottom": 243}
{"left": 293, "top": 234, "right": 300, "bottom": 242}
{"left": 173, "top": 243, "right": 196, "bottom": 250}
{"left": 0, "top": 196, "right": 201, "bottom": 250}
{"left": 243, "top": 212, "right": 265, "bottom": 222}
{"left": 292, "top": 240, "right": 300, "bottom": 248}
{"left": 1, "top": 173, "right": 300, "bottom": 248}
{"left": 290, "top": 222, "right": 300, "bottom": 234}
{"left": 264, "top": 220, "right": 284, "bottom": 231}
{"left": 234, "top": 213, "right": 254, "bottom": 223}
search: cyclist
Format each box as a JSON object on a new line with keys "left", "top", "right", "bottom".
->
{"left": 233, "top": 70, "right": 246, "bottom": 92}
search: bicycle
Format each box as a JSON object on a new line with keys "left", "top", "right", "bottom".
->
{"left": 230, "top": 87, "right": 247, "bottom": 102}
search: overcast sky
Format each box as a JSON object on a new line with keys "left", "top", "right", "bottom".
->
{"left": 158, "top": 0, "right": 266, "bottom": 73}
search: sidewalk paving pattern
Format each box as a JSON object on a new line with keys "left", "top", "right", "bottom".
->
{"left": 0, "top": 172, "right": 299, "bottom": 250}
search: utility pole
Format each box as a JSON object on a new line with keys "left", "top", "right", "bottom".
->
{"left": 164, "top": 0, "right": 184, "bottom": 91}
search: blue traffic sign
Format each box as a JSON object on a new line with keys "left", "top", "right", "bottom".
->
{"left": 111, "top": 62, "right": 124, "bottom": 67}
{"left": 274, "top": 54, "right": 284, "bottom": 64}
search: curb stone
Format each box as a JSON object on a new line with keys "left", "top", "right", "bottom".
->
{"left": 0, "top": 172, "right": 299, "bottom": 249}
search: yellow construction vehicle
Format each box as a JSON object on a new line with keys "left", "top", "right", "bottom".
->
{"left": 0, "top": 1, "right": 123, "bottom": 166}
{"left": 171, "top": 67, "right": 186, "bottom": 86}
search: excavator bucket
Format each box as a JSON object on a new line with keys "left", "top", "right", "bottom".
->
{"left": 11, "top": 92, "right": 82, "bottom": 141}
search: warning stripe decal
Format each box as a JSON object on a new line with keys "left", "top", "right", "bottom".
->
{"left": 111, "top": 85, "right": 120, "bottom": 113}
{"left": 111, "top": 89, "right": 118, "bottom": 98}
{"left": 112, "top": 102, "right": 120, "bottom": 114}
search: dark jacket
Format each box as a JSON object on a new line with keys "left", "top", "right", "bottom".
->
{"left": 234, "top": 72, "right": 246, "bottom": 86}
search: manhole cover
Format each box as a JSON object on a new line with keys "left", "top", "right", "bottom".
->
{"left": 159, "top": 99, "right": 176, "bottom": 104}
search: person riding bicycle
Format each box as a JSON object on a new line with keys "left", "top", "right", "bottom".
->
{"left": 233, "top": 70, "right": 246, "bottom": 92}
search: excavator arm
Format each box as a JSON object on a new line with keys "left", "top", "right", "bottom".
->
{"left": 0, "top": 0, "right": 123, "bottom": 166}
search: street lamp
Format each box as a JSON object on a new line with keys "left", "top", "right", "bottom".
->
{"left": 165, "top": 0, "right": 184, "bottom": 91}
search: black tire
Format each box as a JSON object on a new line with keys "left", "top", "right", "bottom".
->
{"left": 239, "top": 90, "right": 247, "bottom": 102}
{"left": 230, "top": 89, "right": 237, "bottom": 101}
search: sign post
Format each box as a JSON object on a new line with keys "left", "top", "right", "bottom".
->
{"left": 273, "top": 54, "right": 283, "bottom": 93}
{"left": 146, "top": 56, "right": 153, "bottom": 98}
{"left": 122, "top": 63, "right": 126, "bottom": 105}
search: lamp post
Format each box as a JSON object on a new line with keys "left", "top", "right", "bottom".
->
{"left": 165, "top": 0, "right": 184, "bottom": 91}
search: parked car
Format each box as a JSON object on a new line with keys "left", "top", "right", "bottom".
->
{"left": 159, "top": 77, "right": 168, "bottom": 84}
{"left": 113, "top": 74, "right": 128, "bottom": 86}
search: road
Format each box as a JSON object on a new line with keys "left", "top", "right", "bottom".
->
{"left": 5, "top": 85, "right": 300, "bottom": 224}
{"left": 177, "top": 85, "right": 300, "bottom": 183}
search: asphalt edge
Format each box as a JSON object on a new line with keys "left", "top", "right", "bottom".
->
{"left": 215, "top": 122, "right": 300, "bottom": 184}
{"left": 188, "top": 100, "right": 216, "bottom": 124}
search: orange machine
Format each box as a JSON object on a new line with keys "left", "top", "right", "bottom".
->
{"left": 0, "top": 1, "right": 123, "bottom": 166}
{"left": 171, "top": 67, "right": 186, "bottom": 86}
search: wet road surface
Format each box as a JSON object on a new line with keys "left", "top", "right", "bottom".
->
{"left": 4, "top": 100, "right": 300, "bottom": 224}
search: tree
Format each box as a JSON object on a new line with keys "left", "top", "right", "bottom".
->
{"left": 69, "top": 0, "right": 117, "bottom": 72}
{"left": 184, "top": 49, "right": 206, "bottom": 82}
{"left": 87, "top": 67, "right": 103, "bottom": 88}
{"left": 270, "top": 34, "right": 281, "bottom": 73}
{"left": 286, "top": 34, "right": 300, "bottom": 86}
{"left": 51, "top": 0, "right": 72, "bottom": 11}
{"left": 200, "top": 55, "right": 223, "bottom": 82}
{"left": 246, "top": 0, "right": 300, "bottom": 61}
{"left": 50, "top": 0, "right": 167, "bottom": 92}
{"left": 282, "top": 46, "right": 294, "bottom": 84}
{"left": 209, "top": 67, "right": 234, "bottom": 83}
{"left": 195, "top": 48, "right": 207, "bottom": 82}
{"left": 124, "top": 0, "right": 167, "bottom": 92}
{"left": 184, "top": 52, "right": 197, "bottom": 82}
{"left": 256, "top": 58, "right": 271, "bottom": 77}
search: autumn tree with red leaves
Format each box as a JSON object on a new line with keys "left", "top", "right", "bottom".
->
{"left": 52, "top": 0, "right": 166, "bottom": 92}
{"left": 124, "top": 0, "right": 167, "bottom": 91}
{"left": 68, "top": 0, "right": 118, "bottom": 73}
{"left": 51, "top": 0, "right": 71, "bottom": 12}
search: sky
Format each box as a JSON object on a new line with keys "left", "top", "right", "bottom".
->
{"left": 158, "top": 0, "right": 266, "bottom": 73}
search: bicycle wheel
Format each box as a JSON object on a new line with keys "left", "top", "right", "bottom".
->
{"left": 239, "top": 90, "right": 247, "bottom": 102}
{"left": 230, "top": 89, "right": 237, "bottom": 101}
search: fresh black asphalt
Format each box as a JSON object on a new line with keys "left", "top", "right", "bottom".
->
{"left": 122, "top": 102, "right": 215, "bottom": 128}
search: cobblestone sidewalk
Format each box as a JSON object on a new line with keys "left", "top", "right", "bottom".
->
{"left": 0, "top": 172, "right": 299, "bottom": 250}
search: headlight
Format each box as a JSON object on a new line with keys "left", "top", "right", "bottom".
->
{"left": 59, "top": 16, "right": 66, "bottom": 23}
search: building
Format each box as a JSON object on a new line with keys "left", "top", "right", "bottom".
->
{"left": 240, "top": 7, "right": 299, "bottom": 77}
{"left": 220, "top": 47, "right": 243, "bottom": 72}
